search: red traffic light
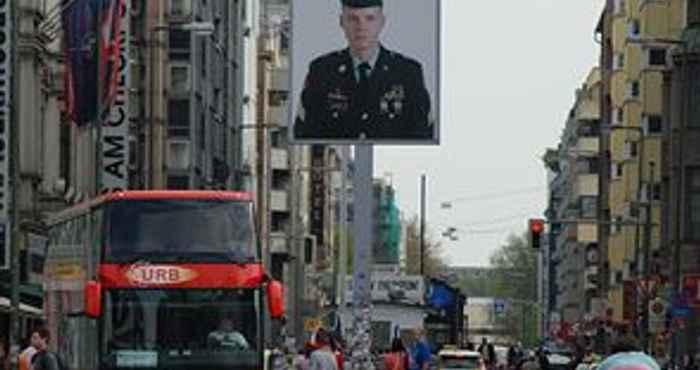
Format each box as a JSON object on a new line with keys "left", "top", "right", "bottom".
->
{"left": 530, "top": 219, "right": 545, "bottom": 234}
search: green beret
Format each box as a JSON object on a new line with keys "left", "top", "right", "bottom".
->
{"left": 341, "top": 0, "right": 383, "bottom": 8}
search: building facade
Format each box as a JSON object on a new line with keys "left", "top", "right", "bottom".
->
{"left": 1, "top": 0, "right": 65, "bottom": 338}
{"left": 596, "top": 0, "right": 684, "bottom": 325}
{"left": 661, "top": 1, "right": 700, "bottom": 359}
{"left": 544, "top": 68, "right": 602, "bottom": 324}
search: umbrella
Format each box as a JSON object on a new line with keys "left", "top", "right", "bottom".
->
{"left": 597, "top": 352, "right": 660, "bottom": 370}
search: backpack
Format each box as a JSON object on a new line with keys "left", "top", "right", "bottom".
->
{"left": 32, "top": 351, "right": 69, "bottom": 370}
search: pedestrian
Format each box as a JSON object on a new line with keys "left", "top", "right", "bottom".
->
{"left": 683, "top": 355, "right": 698, "bottom": 370}
{"left": 308, "top": 329, "right": 338, "bottom": 370}
{"left": 330, "top": 337, "right": 345, "bottom": 370}
{"left": 19, "top": 332, "right": 39, "bottom": 370}
{"left": 0, "top": 338, "right": 9, "bottom": 370}
{"left": 29, "top": 328, "right": 62, "bottom": 370}
{"left": 293, "top": 349, "right": 310, "bottom": 370}
{"left": 409, "top": 329, "right": 431, "bottom": 370}
{"left": 479, "top": 338, "right": 491, "bottom": 365}
{"left": 384, "top": 338, "right": 410, "bottom": 370}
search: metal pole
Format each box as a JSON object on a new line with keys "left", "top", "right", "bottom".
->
{"left": 642, "top": 161, "right": 655, "bottom": 353}
{"left": 337, "top": 146, "right": 350, "bottom": 308}
{"left": 671, "top": 44, "right": 687, "bottom": 369}
{"left": 420, "top": 174, "right": 426, "bottom": 275}
{"left": 350, "top": 145, "right": 375, "bottom": 370}
{"left": 9, "top": 0, "right": 20, "bottom": 367}
{"left": 290, "top": 149, "right": 304, "bottom": 349}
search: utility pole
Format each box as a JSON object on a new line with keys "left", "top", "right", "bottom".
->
{"left": 671, "top": 43, "right": 688, "bottom": 369}
{"left": 337, "top": 146, "right": 350, "bottom": 309}
{"left": 420, "top": 174, "right": 426, "bottom": 276}
{"left": 289, "top": 147, "right": 304, "bottom": 348}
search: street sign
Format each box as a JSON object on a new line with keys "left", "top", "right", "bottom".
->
{"left": 494, "top": 299, "right": 506, "bottom": 315}
{"left": 672, "top": 306, "right": 691, "bottom": 318}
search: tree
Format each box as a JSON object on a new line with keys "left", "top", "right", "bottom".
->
{"left": 489, "top": 233, "right": 540, "bottom": 347}
{"left": 403, "top": 215, "right": 446, "bottom": 276}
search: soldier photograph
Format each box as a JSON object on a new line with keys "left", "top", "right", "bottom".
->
{"left": 292, "top": 0, "right": 438, "bottom": 142}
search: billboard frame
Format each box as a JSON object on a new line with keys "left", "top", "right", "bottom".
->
{"left": 288, "top": 0, "right": 442, "bottom": 146}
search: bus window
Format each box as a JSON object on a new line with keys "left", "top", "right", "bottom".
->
{"left": 105, "top": 200, "right": 257, "bottom": 263}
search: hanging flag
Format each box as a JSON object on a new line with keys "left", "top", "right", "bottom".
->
{"left": 98, "top": 0, "right": 124, "bottom": 118}
{"left": 62, "top": 0, "right": 100, "bottom": 126}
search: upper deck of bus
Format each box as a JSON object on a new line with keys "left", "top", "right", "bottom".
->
{"left": 48, "top": 190, "right": 253, "bottom": 225}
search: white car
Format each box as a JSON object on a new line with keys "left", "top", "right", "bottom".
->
{"left": 437, "top": 348, "right": 483, "bottom": 370}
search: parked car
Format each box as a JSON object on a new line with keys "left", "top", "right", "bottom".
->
{"left": 437, "top": 347, "right": 482, "bottom": 370}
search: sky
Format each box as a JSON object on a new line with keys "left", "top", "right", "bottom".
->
{"left": 375, "top": 0, "right": 607, "bottom": 267}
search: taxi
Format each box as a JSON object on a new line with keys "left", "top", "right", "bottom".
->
{"left": 437, "top": 346, "right": 483, "bottom": 370}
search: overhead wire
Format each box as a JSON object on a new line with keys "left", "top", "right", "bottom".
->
{"left": 439, "top": 185, "right": 546, "bottom": 204}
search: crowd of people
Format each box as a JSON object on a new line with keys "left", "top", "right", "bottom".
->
{"left": 281, "top": 327, "right": 433, "bottom": 370}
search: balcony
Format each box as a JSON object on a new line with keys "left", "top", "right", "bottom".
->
{"left": 269, "top": 234, "right": 288, "bottom": 254}
{"left": 575, "top": 137, "right": 600, "bottom": 155}
{"left": 269, "top": 106, "right": 288, "bottom": 127}
{"left": 574, "top": 174, "right": 599, "bottom": 198}
{"left": 271, "top": 148, "right": 289, "bottom": 170}
{"left": 271, "top": 68, "right": 289, "bottom": 92}
{"left": 577, "top": 223, "right": 599, "bottom": 243}
{"left": 271, "top": 190, "right": 289, "bottom": 212}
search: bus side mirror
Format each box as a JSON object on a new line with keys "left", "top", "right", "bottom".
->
{"left": 85, "top": 280, "right": 103, "bottom": 318}
{"left": 267, "top": 280, "right": 285, "bottom": 319}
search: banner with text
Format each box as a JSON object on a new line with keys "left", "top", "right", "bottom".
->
{"left": 100, "top": 0, "right": 130, "bottom": 193}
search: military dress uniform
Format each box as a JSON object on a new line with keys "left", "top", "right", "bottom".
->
{"left": 294, "top": 46, "right": 433, "bottom": 141}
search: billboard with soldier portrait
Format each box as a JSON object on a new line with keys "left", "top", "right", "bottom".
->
{"left": 290, "top": 0, "right": 441, "bottom": 145}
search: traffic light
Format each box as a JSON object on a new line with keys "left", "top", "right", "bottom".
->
{"left": 529, "top": 219, "right": 545, "bottom": 249}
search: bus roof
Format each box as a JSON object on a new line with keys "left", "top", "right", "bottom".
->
{"left": 102, "top": 191, "right": 252, "bottom": 202}
{"left": 48, "top": 190, "right": 253, "bottom": 225}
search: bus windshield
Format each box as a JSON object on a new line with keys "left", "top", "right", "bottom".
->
{"left": 105, "top": 200, "right": 257, "bottom": 263}
{"left": 101, "top": 289, "right": 260, "bottom": 370}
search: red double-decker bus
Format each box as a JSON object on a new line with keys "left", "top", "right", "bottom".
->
{"left": 44, "top": 191, "right": 284, "bottom": 370}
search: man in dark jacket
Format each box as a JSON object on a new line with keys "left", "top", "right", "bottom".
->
{"left": 293, "top": 0, "right": 433, "bottom": 141}
{"left": 30, "top": 328, "right": 61, "bottom": 370}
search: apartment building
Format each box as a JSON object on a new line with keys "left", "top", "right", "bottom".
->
{"left": 544, "top": 68, "right": 602, "bottom": 324}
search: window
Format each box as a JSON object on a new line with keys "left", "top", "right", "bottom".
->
{"left": 167, "top": 175, "right": 190, "bottom": 190}
{"left": 652, "top": 183, "right": 662, "bottom": 201}
{"left": 304, "top": 237, "right": 314, "bottom": 265}
{"left": 200, "top": 40, "right": 207, "bottom": 77}
{"left": 614, "top": 0, "right": 626, "bottom": 15}
{"left": 169, "top": 30, "right": 191, "bottom": 50}
{"left": 629, "top": 81, "right": 640, "bottom": 98}
{"left": 168, "top": 99, "right": 190, "bottom": 137}
{"left": 691, "top": 68, "right": 700, "bottom": 127}
{"left": 687, "top": 169, "right": 700, "bottom": 240}
{"left": 581, "top": 197, "right": 598, "bottom": 218}
{"left": 628, "top": 19, "right": 640, "bottom": 38}
{"left": 614, "top": 52, "right": 625, "bottom": 70}
{"left": 624, "top": 141, "right": 638, "bottom": 160}
{"left": 199, "top": 113, "right": 206, "bottom": 149}
{"left": 648, "top": 48, "right": 668, "bottom": 67}
{"left": 170, "top": 65, "right": 190, "bottom": 94}
{"left": 268, "top": 90, "right": 288, "bottom": 107}
{"left": 612, "top": 163, "right": 623, "bottom": 179}
{"left": 169, "top": 0, "right": 191, "bottom": 16}
{"left": 644, "top": 115, "right": 663, "bottom": 135}
{"left": 689, "top": 0, "right": 700, "bottom": 26}
{"left": 615, "top": 107, "right": 624, "bottom": 124}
